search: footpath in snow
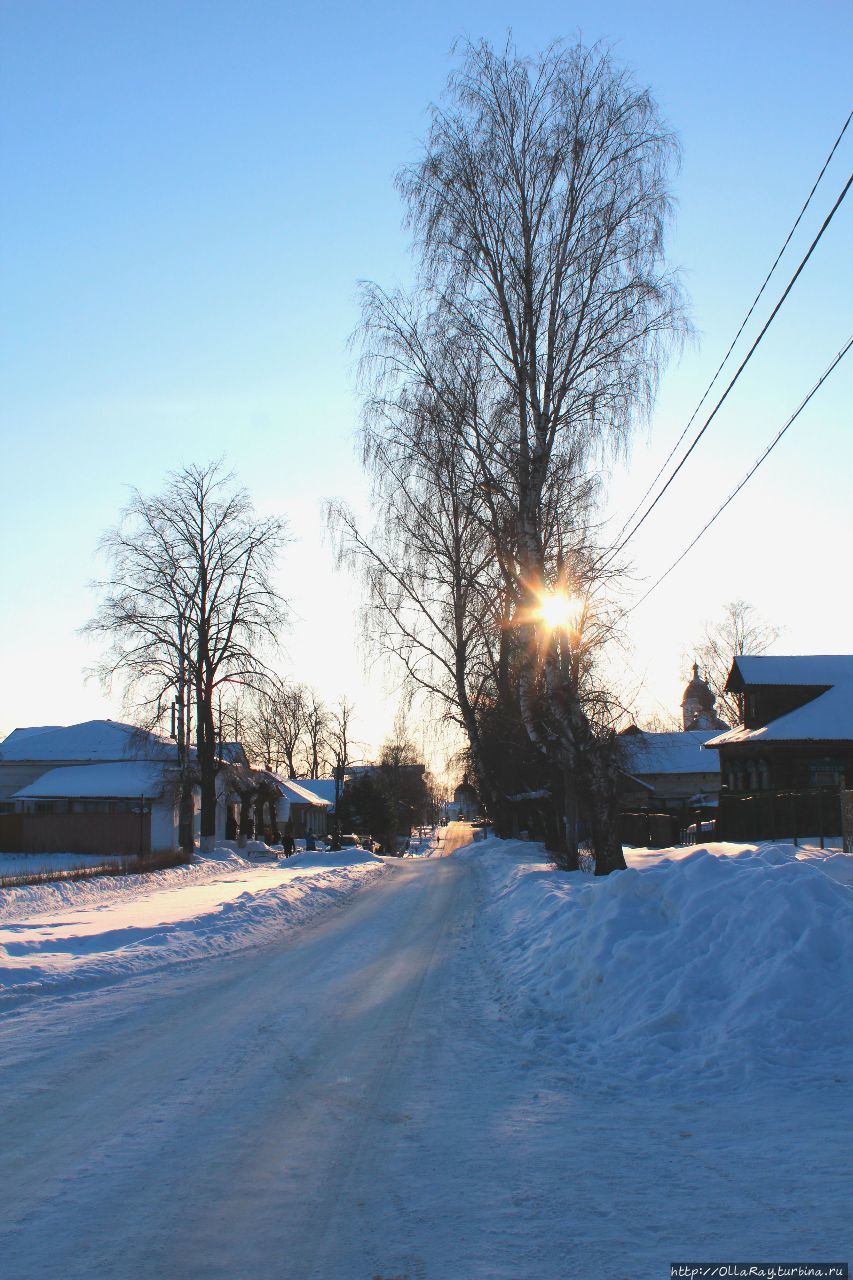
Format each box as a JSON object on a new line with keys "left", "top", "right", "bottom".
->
{"left": 0, "top": 845, "right": 386, "bottom": 1004}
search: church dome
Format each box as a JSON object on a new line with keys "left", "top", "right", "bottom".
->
{"left": 682, "top": 662, "right": 715, "bottom": 710}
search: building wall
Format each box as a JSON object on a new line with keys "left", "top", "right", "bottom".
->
{"left": 633, "top": 770, "right": 720, "bottom": 807}
{"left": 0, "top": 761, "right": 60, "bottom": 802}
{"left": 151, "top": 799, "right": 180, "bottom": 853}
{"left": 743, "top": 686, "right": 826, "bottom": 730}
{"left": 718, "top": 743, "right": 853, "bottom": 793}
{"left": 275, "top": 797, "right": 327, "bottom": 836}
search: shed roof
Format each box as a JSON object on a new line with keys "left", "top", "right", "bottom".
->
{"left": 619, "top": 729, "right": 721, "bottom": 776}
{"left": 293, "top": 778, "right": 337, "bottom": 808}
{"left": 13, "top": 762, "right": 176, "bottom": 800}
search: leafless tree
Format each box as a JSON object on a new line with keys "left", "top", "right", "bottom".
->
{"left": 275, "top": 683, "right": 308, "bottom": 778}
{"left": 238, "top": 677, "right": 290, "bottom": 773}
{"left": 299, "top": 688, "right": 330, "bottom": 779}
{"left": 345, "top": 37, "right": 686, "bottom": 871}
{"left": 640, "top": 710, "right": 681, "bottom": 733}
{"left": 690, "top": 600, "right": 780, "bottom": 725}
{"left": 329, "top": 696, "right": 357, "bottom": 774}
{"left": 87, "top": 461, "right": 288, "bottom": 849}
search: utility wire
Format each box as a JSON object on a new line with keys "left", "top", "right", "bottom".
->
{"left": 621, "top": 336, "right": 852, "bottom": 618}
{"left": 599, "top": 159, "right": 853, "bottom": 571}
{"left": 606, "top": 111, "right": 852, "bottom": 556}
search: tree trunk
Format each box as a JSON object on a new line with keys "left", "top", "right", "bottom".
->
{"left": 238, "top": 790, "right": 255, "bottom": 846}
{"left": 558, "top": 761, "right": 580, "bottom": 870}
{"left": 195, "top": 670, "right": 218, "bottom": 852}
{"left": 584, "top": 740, "right": 627, "bottom": 875}
{"left": 179, "top": 782, "right": 195, "bottom": 855}
{"left": 267, "top": 796, "right": 280, "bottom": 844}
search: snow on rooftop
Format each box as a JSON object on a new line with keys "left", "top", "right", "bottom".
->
{"left": 294, "top": 778, "right": 337, "bottom": 808}
{"left": 619, "top": 730, "right": 721, "bottom": 776}
{"left": 0, "top": 720, "right": 177, "bottom": 763}
{"left": 275, "top": 777, "right": 331, "bottom": 808}
{"left": 706, "top": 681, "right": 853, "bottom": 748}
{"left": 729, "top": 654, "right": 853, "bottom": 689}
{"left": 13, "top": 761, "right": 177, "bottom": 800}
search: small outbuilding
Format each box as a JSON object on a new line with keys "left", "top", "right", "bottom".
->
{"left": 8, "top": 761, "right": 182, "bottom": 855}
{"left": 273, "top": 778, "right": 331, "bottom": 838}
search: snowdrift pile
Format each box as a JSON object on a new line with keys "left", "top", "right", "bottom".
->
{"left": 465, "top": 837, "right": 853, "bottom": 1087}
{"left": 0, "top": 845, "right": 386, "bottom": 1003}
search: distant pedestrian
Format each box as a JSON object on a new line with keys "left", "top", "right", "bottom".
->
{"left": 305, "top": 831, "right": 316, "bottom": 851}
{"left": 283, "top": 818, "right": 295, "bottom": 857}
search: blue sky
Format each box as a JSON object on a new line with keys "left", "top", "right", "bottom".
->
{"left": 1, "top": 0, "right": 850, "bottom": 761}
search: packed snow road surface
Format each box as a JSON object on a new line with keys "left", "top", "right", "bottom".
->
{"left": 1, "top": 836, "right": 849, "bottom": 1279}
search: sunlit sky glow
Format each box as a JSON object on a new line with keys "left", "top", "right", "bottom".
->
{"left": 1, "top": 0, "right": 850, "bottom": 772}
{"left": 535, "top": 593, "right": 585, "bottom": 636}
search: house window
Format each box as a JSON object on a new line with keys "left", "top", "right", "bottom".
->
{"left": 809, "top": 758, "right": 843, "bottom": 788}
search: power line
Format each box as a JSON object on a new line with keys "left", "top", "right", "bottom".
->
{"left": 600, "top": 156, "right": 853, "bottom": 570}
{"left": 607, "top": 111, "right": 851, "bottom": 556}
{"left": 621, "top": 336, "right": 852, "bottom": 618}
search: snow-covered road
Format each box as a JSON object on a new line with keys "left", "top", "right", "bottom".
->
{"left": 1, "top": 840, "right": 849, "bottom": 1278}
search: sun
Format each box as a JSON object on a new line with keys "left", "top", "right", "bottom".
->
{"left": 535, "top": 591, "right": 582, "bottom": 632}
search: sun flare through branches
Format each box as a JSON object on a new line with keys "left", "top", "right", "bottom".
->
{"left": 534, "top": 591, "right": 583, "bottom": 634}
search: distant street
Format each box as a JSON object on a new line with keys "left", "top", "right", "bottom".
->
{"left": 432, "top": 819, "right": 478, "bottom": 856}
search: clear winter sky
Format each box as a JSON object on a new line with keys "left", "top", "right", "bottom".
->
{"left": 1, "top": 0, "right": 851, "bottom": 771}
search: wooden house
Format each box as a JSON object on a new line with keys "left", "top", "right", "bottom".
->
{"left": 705, "top": 655, "right": 853, "bottom": 794}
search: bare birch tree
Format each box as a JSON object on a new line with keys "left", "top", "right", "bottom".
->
{"left": 344, "top": 37, "right": 687, "bottom": 871}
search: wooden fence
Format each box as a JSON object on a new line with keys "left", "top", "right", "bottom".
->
{"left": 716, "top": 787, "right": 842, "bottom": 845}
{"left": 0, "top": 811, "right": 151, "bottom": 857}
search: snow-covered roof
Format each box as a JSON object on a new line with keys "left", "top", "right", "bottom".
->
{"left": 727, "top": 655, "right": 853, "bottom": 690}
{"left": 619, "top": 730, "right": 721, "bottom": 776}
{"left": 13, "top": 762, "right": 177, "bottom": 800}
{"left": 0, "top": 720, "right": 178, "bottom": 763}
{"left": 1, "top": 725, "right": 62, "bottom": 744}
{"left": 706, "top": 682, "right": 853, "bottom": 748}
{"left": 294, "top": 778, "right": 337, "bottom": 809}
{"left": 275, "top": 777, "right": 331, "bottom": 808}
{"left": 621, "top": 772, "right": 656, "bottom": 793}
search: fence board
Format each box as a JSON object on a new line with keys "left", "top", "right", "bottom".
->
{"left": 0, "top": 812, "right": 151, "bottom": 856}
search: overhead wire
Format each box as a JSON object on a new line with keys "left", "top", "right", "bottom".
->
{"left": 620, "top": 335, "right": 852, "bottom": 619}
{"left": 599, "top": 123, "right": 853, "bottom": 569}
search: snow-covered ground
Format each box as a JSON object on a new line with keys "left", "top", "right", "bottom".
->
{"left": 0, "top": 829, "right": 849, "bottom": 1277}
{"left": 0, "top": 844, "right": 386, "bottom": 1003}
{"left": 0, "top": 851, "right": 138, "bottom": 878}
{"left": 460, "top": 835, "right": 853, "bottom": 1088}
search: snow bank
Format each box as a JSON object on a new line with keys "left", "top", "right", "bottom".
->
{"left": 0, "top": 846, "right": 387, "bottom": 1004}
{"left": 0, "top": 851, "right": 137, "bottom": 879}
{"left": 463, "top": 837, "right": 853, "bottom": 1087}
